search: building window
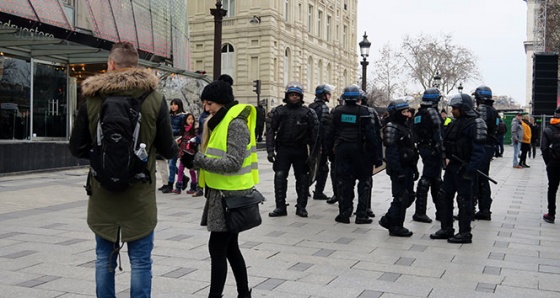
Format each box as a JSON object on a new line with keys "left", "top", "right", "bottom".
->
{"left": 327, "top": 63, "right": 332, "bottom": 84}
{"left": 33, "top": 61, "right": 68, "bottom": 138}
{"left": 317, "top": 11, "right": 322, "bottom": 38}
{"left": 0, "top": 55, "right": 31, "bottom": 140}
{"left": 307, "top": 56, "right": 313, "bottom": 92}
{"left": 343, "top": 25, "right": 347, "bottom": 49}
{"left": 223, "top": 0, "right": 235, "bottom": 17}
{"left": 308, "top": 5, "right": 313, "bottom": 34}
{"left": 326, "top": 16, "right": 331, "bottom": 41}
{"left": 344, "top": 0, "right": 348, "bottom": 10}
{"left": 284, "top": 0, "right": 289, "bottom": 22}
{"left": 284, "top": 48, "right": 290, "bottom": 85}
{"left": 221, "top": 43, "right": 235, "bottom": 77}
{"left": 298, "top": 3, "right": 302, "bottom": 21}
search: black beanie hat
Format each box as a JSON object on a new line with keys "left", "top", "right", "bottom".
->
{"left": 201, "top": 80, "right": 234, "bottom": 105}
{"left": 218, "top": 74, "right": 234, "bottom": 86}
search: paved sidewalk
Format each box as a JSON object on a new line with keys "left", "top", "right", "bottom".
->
{"left": 0, "top": 146, "right": 559, "bottom": 297}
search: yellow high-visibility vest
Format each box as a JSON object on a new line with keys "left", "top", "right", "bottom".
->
{"left": 199, "top": 104, "right": 259, "bottom": 190}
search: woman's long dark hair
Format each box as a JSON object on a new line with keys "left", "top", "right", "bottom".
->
{"left": 182, "top": 113, "right": 196, "bottom": 136}
{"left": 170, "top": 98, "right": 185, "bottom": 115}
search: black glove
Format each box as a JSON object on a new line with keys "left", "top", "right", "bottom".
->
{"left": 267, "top": 152, "right": 276, "bottom": 163}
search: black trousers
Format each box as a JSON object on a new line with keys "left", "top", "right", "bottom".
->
{"left": 547, "top": 165, "right": 560, "bottom": 217}
{"left": 208, "top": 232, "right": 249, "bottom": 297}
{"left": 520, "top": 143, "right": 530, "bottom": 165}
{"left": 335, "top": 142, "right": 372, "bottom": 217}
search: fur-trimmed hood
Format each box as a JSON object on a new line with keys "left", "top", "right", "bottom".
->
{"left": 81, "top": 68, "right": 158, "bottom": 97}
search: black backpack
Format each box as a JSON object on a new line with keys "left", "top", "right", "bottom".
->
{"left": 88, "top": 91, "right": 152, "bottom": 192}
{"left": 497, "top": 120, "right": 507, "bottom": 134}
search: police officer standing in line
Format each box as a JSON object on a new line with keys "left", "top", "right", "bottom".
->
{"left": 378, "top": 99, "right": 418, "bottom": 236}
{"left": 357, "top": 90, "right": 383, "bottom": 218}
{"left": 430, "top": 93, "right": 486, "bottom": 244}
{"left": 266, "top": 82, "right": 318, "bottom": 218}
{"left": 327, "top": 85, "right": 377, "bottom": 224}
{"left": 309, "top": 84, "right": 333, "bottom": 201}
{"left": 412, "top": 88, "right": 444, "bottom": 223}
{"left": 473, "top": 85, "right": 499, "bottom": 220}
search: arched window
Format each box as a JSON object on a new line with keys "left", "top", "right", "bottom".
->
{"left": 307, "top": 56, "right": 313, "bottom": 92}
{"left": 284, "top": 48, "right": 290, "bottom": 85}
{"left": 221, "top": 44, "right": 234, "bottom": 77}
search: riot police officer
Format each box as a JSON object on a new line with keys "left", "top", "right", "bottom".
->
{"left": 430, "top": 93, "right": 486, "bottom": 244}
{"left": 327, "top": 85, "right": 377, "bottom": 224}
{"left": 473, "top": 85, "right": 499, "bottom": 220}
{"left": 412, "top": 88, "right": 444, "bottom": 223}
{"left": 266, "top": 82, "right": 318, "bottom": 217}
{"left": 378, "top": 99, "right": 418, "bottom": 237}
{"left": 309, "top": 84, "right": 333, "bottom": 201}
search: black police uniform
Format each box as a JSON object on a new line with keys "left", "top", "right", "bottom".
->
{"left": 475, "top": 102, "right": 499, "bottom": 220}
{"left": 412, "top": 105, "right": 444, "bottom": 223}
{"left": 379, "top": 118, "right": 418, "bottom": 236}
{"left": 541, "top": 118, "right": 560, "bottom": 222}
{"left": 431, "top": 111, "right": 486, "bottom": 243}
{"left": 327, "top": 102, "right": 377, "bottom": 224}
{"left": 266, "top": 100, "right": 318, "bottom": 217}
{"left": 309, "top": 97, "right": 332, "bottom": 200}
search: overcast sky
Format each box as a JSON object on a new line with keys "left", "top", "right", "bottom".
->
{"left": 357, "top": 0, "right": 528, "bottom": 103}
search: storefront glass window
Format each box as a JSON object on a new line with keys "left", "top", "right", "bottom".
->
{"left": 0, "top": 55, "right": 31, "bottom": 140}
{"left": 33, "top": 61, "right": 67, "bottom": 139}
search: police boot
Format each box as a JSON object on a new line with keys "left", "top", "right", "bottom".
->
{"left": 355, "top": 212, "right": 373, "bottom": 224}
{"left": 413, "top": 193, "right": 433, "bottom": 222}
{"left": 389, "top": 209, "right": 413, "bottom": 237}
{"left": 335, "top": 212, "right": 351, "bottom": 224}
{"left": 378, "top": 214, "right": 391, "bottom": 230}
{"left": 474, "top": 209, "right": 492, "bottom": 220}
{"left": 326, "top": 195, "right": 338, "bottom": 204}
{"left": 313, "top": 167, "right": 329, "bottom": 200}
{"left": 447, "top": 232, "right": 473, "bottom": 244}
{"left": 429, "top": 228, "right": 455, "bottom": 240}
{"left": 295, "top": 174, "right": 309, "bottom": 217}
{"left": 237, "top": 289, "right": 252, "bottom": 298}
{"left": 269, "top": 172, "right": 288, "bottom": 217}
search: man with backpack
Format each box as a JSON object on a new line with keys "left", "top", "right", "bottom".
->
{"left": 69, "top": 42, "right": 177, "bottom": 297}
{"left": 541, "top": 107, "right": 560, "bottom": 224}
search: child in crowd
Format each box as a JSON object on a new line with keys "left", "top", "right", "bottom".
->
{"left": 173, "top": 113, "right": 199, "bottom": 194}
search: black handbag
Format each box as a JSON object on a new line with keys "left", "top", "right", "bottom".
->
{"left": 222, "top": 189, "right": 265, "bottom": 233}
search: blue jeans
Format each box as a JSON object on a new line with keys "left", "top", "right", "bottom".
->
{"left": 168, "top": 157, "right": 178, "bottom": 183}
{"left": 95, "top": 231, "right": 154, "bottom": 298}
{"left": 512, "top": 142, "right": 521, "bottom": 166}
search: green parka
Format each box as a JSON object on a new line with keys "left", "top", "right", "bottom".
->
{"left": 69, "top": 68, "right": 177, "bottom": 242}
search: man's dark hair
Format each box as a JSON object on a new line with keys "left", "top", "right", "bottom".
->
{"left": 109, "top": 42, "right": 139, "bottom": 68}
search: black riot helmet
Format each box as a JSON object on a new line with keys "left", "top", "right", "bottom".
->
{"left": 358, "top": 89, "right": 369, "bottom": 106}
{"left": 449, "top": 93, "right": 478, "bottom": 117}
{"left": 473, "top": 85, "right": 493, "bottom": 105}
{"left": 315, "top": 84, "right": 333, "bottom": 101}
{"left": 387, "top": 99, "right": 410, "bottom": 124}
{"left": 284, "top": 81, "right": 304, "bottom": 103}
{"left": 341, "top": 84, "right": 361, "bottom": 103}
{"left": 421, "top": 88, "right": 441, "bottom": 108}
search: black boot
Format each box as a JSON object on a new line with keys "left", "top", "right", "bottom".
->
{"left": 295, "top": 207, "right": 308, "bottom": 217}
{"left": 413, "top": 213, "right": 433, "bottom": 223}
{"left": 269, "top": 206, "right": 287, "bottom": 217}
{"left": 414, "top": 180, "right": 433, "bottom": 223}
{"left": 474, "top": 209, "right": 491, "bottom": 220}
{"left": 237, "top": 289, "right": 252, "bottom": 298}
{"left": 182, "top": 175, "right": 189, "bottom": 190}
{"left": 270, "top": 171, "right": 288, "bottom": 217}
{"left": 447, "top": 232, "right": 472, "bottom": 244}
{"left": 355, "top": 213, "right": 373, "bottom": 224}
{"left": 389, "top": 226, "right": 413, "bottom": 237}
{"left": 430, "top": 228, "right": 455, "bottom": 239}
{"left": 366, "top": 208, "right": 375, "bottom": 218}
{"left": 335, "top": 214, "right": 350, "bottom": 224}
{"left": 313, "top": 191, "right": 328, "bottom": 200}
{"left": 326, "top": 195, "right": 338, "bottom": 204}
{"left": 161, "top": 182, "right": 174, "bottom": 193}
{"left": 378, "top": 215, "right": 390, "bottom": 230}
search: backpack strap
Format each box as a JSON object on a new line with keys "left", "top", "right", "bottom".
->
{"left": 131, "top": 89, "right": 153, "bottom": 150}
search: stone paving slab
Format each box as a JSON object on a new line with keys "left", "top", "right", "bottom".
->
{"left": 0, "top": 147, "right": 559, "bottom": 297}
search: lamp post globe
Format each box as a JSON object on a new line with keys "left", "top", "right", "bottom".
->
{"left": 359, "top": 32, "right": 371, "bottom": 92}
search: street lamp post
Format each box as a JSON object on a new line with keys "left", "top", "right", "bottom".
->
{"left": 359, "top": 32, "right": 371, "bottom": 92}
{"left": 210, "top": 1, "right": 227, "bottom": 80}
{"left": 458, "top": 82, "right": 463, "bottom": 94}
{"left": 432, "top": 71, "right": 441, "bottom": 89}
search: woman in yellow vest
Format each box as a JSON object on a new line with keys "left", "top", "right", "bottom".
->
{"left": 193, "top": 80, "right": 258, "bottom": 298}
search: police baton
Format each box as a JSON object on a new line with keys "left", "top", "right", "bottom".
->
{"left": 451, "top": 154, "right": 498, "bottom": 185}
